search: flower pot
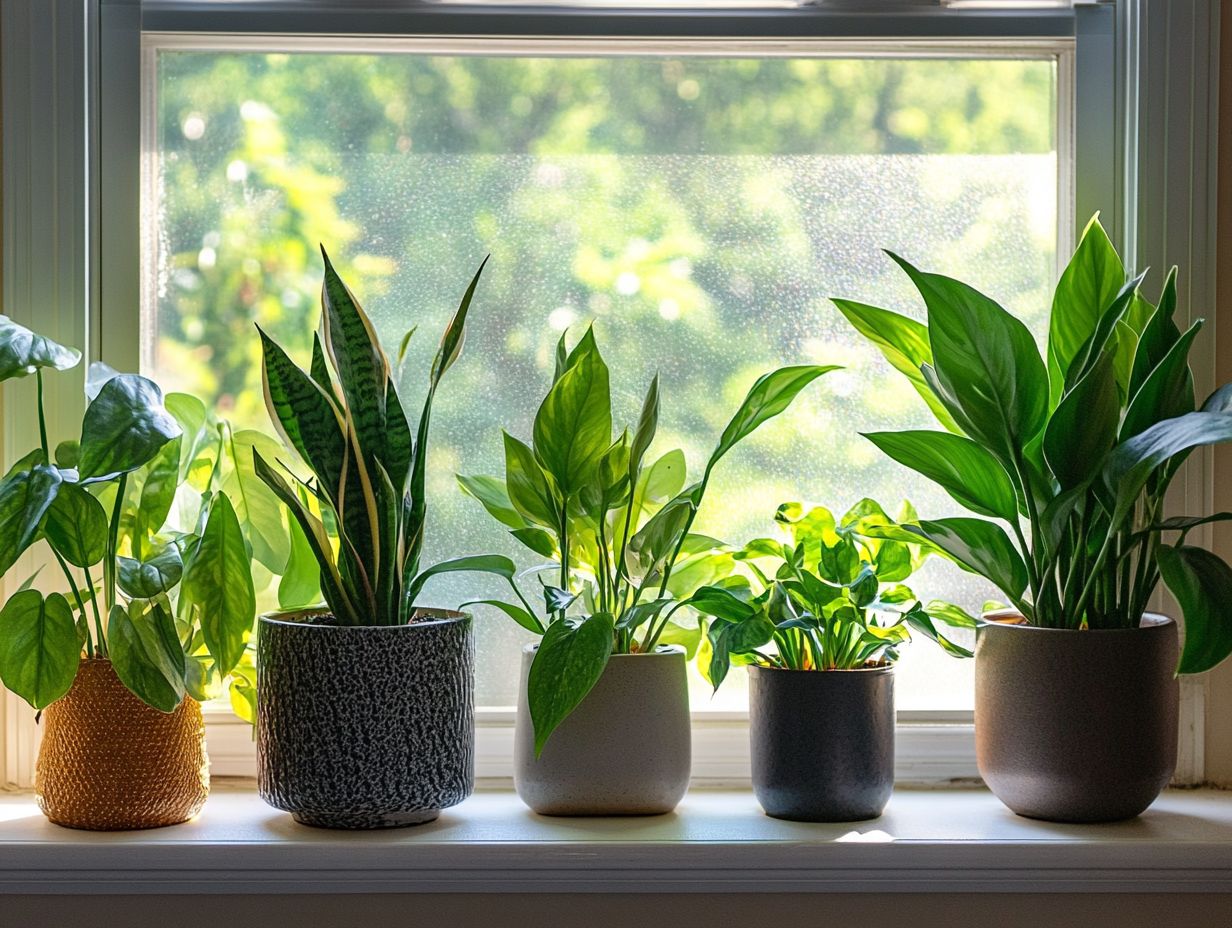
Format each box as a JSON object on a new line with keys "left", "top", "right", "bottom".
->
{"left": 975, "top": 612, "right": 1179, "bottom": 823}
{"left": 35, "top": 658, "right": 208, "bottom": 831}
{"left": 748, "top": 663, "right": 894, "bottom": 822}
{"left": 257, "top": 608, "right": 474, "bottom": 829}
{"left": 514, "top": 644, "right": 691, "bottom": 815}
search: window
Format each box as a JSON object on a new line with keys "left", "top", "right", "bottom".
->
{"left": 145, "top": 40, "right": 1061, "bottom": 717}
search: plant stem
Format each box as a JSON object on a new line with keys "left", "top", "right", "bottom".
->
{"left": 36, "top": 369, "right": 49, "bottom": 460}
{"left": 51, "top": 550, "right": 93, "bottom": 658}
{"left": 105, "top": 472, "right": 128, "bottom": 614}
{"left": 81, "top": 560, "right": 106, "bottom": 654}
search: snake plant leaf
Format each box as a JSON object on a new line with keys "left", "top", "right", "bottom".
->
{"left": 1046, "top": 216, "right": 1125, "bottom": 405}
{"left": 181, "top": 493, "right": 255, "bottom": 677}
{"left": 863, "top": 429, "right": 1018, "bottom": 522}
{"left": 117, "top": 545, "right": 184, "bottom": 599}
{"left": 891, "top": 253, "right": 1048, "bottom": 470}
{"left": 532, "top": 333, "right": 611, "bottom": 496}
{"left": 43, "top": 481, "right": 107, "bottom": 568}
{"left": 0, "top": 465, "right": 62, "bottom": 576}
{"left": 1158, "top": 544, "right": 1232, "bottom": 674}
{"left": 383, "top": 379, "right": 413, "bottom": 490}
{"left": 0, "top": 590, "right": 79, "bottom": 709}
{"left": 528, "top": 611, "right": 614, "bottom": 755}
{"left": 0, "top": 316, "right": 81, "bottom": 381}
{"left": 1119, "top": 318, "right": 1200, "bottom": 441}
{"left": 78, "top": 374, "right": 182, "bottom": 480}
{"left": 164, "top": 392, "right": 209, "bottom": 476}
{"left": 907, "top": 517, "right": 1030, "bottom": 607}
{"left": 1043, "top": 349, "right": 1120, "bottom": 491}
{"left": 309, "top": 331, "right": 341, "bottom": 408}
{"left": 831, "top": 298, "right": 961, "bottom": 433}
{"left": 108, "top": 601, "right": 185, "bottom": 713}
{"left": 709, "top": 365, "right": 838, "bottom": 470}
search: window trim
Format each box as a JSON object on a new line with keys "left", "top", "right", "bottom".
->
{"left": 5, "top": 0, "right": 1221, "bottom": 791}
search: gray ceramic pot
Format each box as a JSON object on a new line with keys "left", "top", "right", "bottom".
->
{"left": 976, "top": 613, "right": 1179, "bottom": 824}
{"left": 749, "top": 663, "right": 894, "bottom": 822}
{"left": 257, "top": 608, "right": 474, "bottom": 829}
{"left": 514, "top": 644, "right": 691, "bottom": 815}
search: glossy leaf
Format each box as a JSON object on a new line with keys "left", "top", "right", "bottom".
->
{"left": 0, "top": 316, "right": 81, "bottom": 380}
{"left": 406, "top": 554, "right": 517, "bottom": 604}
{"left": 0, "top": 590, "right": 79, "bottom": 709}
{"left": 0, "top": 465, "right": 62, "bottom": 576}
{"left": 461, "top": 599, "right": 544, "bottom": 634}
{"left": 1158, "top": 544, "right": 1232, "bottom": 674}
{"left": 528, "top": 612, "right": 615, "bottom": 755}
{"left": 1119, "top": 319, "right": 1199, "bottom": 441}
{"left": 43, "top": 481, "right": 106, "bottom": 568}
{"left": 117, "top": 545, "right": 184, "bottom": 599}
{"left": 1043, "top": 349, "right": 1120, "bottom": 490}
{"left": 503, "top": 432, "right": 559, "bottom": 528}
{"left": 78, "top": 374, "right": 182, "bottom": 479}
{"left": 181, "top": 493, "right": 255, "bottom": 677}
{"left": 907, "top": 517, "right": 1029, "bottom": 604}
{"left": 532, "top": 335, "right": 611, "bottom": 495}
{"left": 709, "top": 365, "right": 837, "bottom": 470}
{"left": 458, "top": 474, "right": 526, "bottom": 529}
{"left": 108, "top": 602, "right": 185, "bottom": 713}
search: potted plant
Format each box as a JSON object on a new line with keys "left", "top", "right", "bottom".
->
{"left": 834, "top": 216, "right": 1232, "bottom": 822}
{"left": 252, "top": 250, "right": 507, "bottom": 829}
{"left": 689, "top": 498, "right": 972, "bottom": 822}
{"left": 0, "top": 318, "right": 260, "bottom": 830}
{"left": 459, "top": 326, "right": 836, "bottom": 814}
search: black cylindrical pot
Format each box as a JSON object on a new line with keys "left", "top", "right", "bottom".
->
{"left": 749, "top": 664, "right": 894, "bottom": 822}
{"left": 976, "top": 613, "right": 1178, "bottom": 824}
{"left": 257, "top": 609, "right": 474, "bottom": 829}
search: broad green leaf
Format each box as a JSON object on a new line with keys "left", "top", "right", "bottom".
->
{"left": 278, "top": 510, "right": 322, "bottom": 610}
{"left": 904, "top": 605, "right": 974, "bottom": 659}
{"left": 628, "top": 492, "right": 694, "bottom": 577}
{"left": 461, "top": 598, "right": 544, "bottom": 634}
{"left": 907, "top": 517, "right": 1029, "bottom": 605}
{"left": 458, "top": 474, "right": 526, "bottom": 529}
{"left": 163, "top": 393, "right": 208, "bottom": 476}
{"left": 78, "top": 374, "right": 182, "bottom": 479}
{"left": 1062, "top": 272, "right": 1146, "bottom": 394}
{"left": 503, "top": 432, "right": 559, "bottom": 528}
{"left": 1046, "top": 216, "right": 1125, "bottom": 405}
{"left": 133, "top": 436, "right": 182, "bottom": 551}
{"left": 224, "top": 429, "right": 293, "bottom": 572}
{"left": 686, "top": 586, "right": 757, "bottom": 622}
{"left": 0, "top": 590, "right": 79, "bottom": 709}
{"left": 532, "top": 337, "right": 611, "bottom": 495}
{"left": 0, "top": 316, "right": 81, "bottom": 380}
{"left": 924, "top": 599, "right": 980, "bottom": 629}
{"left": 108, "top": 602, "right": 185, "bottom": 713}
{"left": 1120, "top": 319, "right": 1200, "bottom": 441}
{"left": 894, "top": 254, "right": 1048, "bottom": 470}
{"left": 0, "top": 465, "right": 62, "bottom": 575}
{"left": 181, "top": 493, "right": 255, "bottom": 677}
{"left": 709, "top": 365, "right": 837, "bottom": 470}
{"left": 117, "top": 545, "right": 184, "bottom": 599}
{"left": 406, "top": 554, "right": 517, "bottom": 604}
{"left": 1043, "top": 349, "right": 1120, "bottom": 490}
{"left": 510, "top": 526, "right": 556, "bottom": 558}
{"left": 1158, "top": 545, "right": 1232, "bottom": 674}
{"left": 864, "top": 430, "right": 1017, "bottom": 521}
{"left": 831, "top": 299, "right": 960, "bottom": 432}
{"left": 529, "top": 611, "right": 615, "bottom": 755}
{"left": 43, "top": 481, "right": 106, "bottom": 568}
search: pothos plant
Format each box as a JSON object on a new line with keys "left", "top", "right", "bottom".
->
{"left": 253, "top": 249, "right": 510, "bottom": 628}
{"left": 835, "top": 216, "right": 1232, "bottom": 674}
{"left": 688, "top": 499, "right": 974, "bottom": 689}
{"left": 459, "top": 326, "right": 837, "bottom": 753}
{"left": 0, "top": 316, "right": 261, "bottom": 713}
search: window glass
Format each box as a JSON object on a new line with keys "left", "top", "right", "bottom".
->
{"left": 148, "top": 49, "right": 1058, "bottom": 709}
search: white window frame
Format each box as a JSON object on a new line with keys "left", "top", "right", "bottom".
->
{"left": 1, "top": 0, "right": 1220, "bottom": 791}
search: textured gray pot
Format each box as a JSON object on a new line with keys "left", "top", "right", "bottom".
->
{"left": 976, "top": 613, "right": 1178, "bottom": 824}
{"left": 514, "top": 644, "right": 691, "bottom": 815}
{"left": 749, "top": 663, "right": 894, "bottom": 822}
{"left": 257, "top": 609, "right": 474, "bottom": 829}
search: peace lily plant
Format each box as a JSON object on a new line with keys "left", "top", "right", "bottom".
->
{"left": 460, "top": 326, "right": 837, "bottom": 755}
{"left": 835, "top": 215, "right": 1232, "bottom": 822}
{"left": 0, "top": 317, "right": 258, "bottom": 714}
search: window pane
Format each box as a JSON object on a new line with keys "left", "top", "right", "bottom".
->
{"left": 148, "top": 48, "right": 1058, "bottom": 710}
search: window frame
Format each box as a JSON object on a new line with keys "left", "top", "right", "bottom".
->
{"left": 2, "top": 0, "right": 1220, "bottom": 791}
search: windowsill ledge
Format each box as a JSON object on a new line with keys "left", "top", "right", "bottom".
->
{"left": 2, "top": 786, "right": 1231, "bottom": 894}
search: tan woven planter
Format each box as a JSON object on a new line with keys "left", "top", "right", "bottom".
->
{"left": 35, "top": 659, "right": 209, "bottom": 830}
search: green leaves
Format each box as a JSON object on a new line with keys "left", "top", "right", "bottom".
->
{"left": 907, "top": 517, "right": 1029, "bottom": 606}
{"left": 0, "top": 590, "right": 79, "bottom": 709}
{"left": 709, "top": 365, "right": 837, "bottom": 471}
{"left": 502, "top": 432, "right": 559, "bottom": 528}
{"left": 108, "top": 601, "right": 185, "bottom": 713}
{"left": 528, "top": 612, "right": 614, "bottom": 755}
{"left": 78, "top": 374, "right": 182, "bottom": 480}
{"left": 863, "top": 430, "right": 1016, "bottom": 521}
{"left": 117, "top": 546, "right": 184, "bottom": 599}
{"left": 181, "top": 493, "right": 255, "bottom": 677}
{"left": 406, "top": 554, "right": 517, "bottom": 605}
{"left": 0, "top": 465, "right": 62, "bottom": 576}
{"left": 1158, "top": 545, "right": 1232, "bottom": 674}
{"left": 1043, "top": 349, "right": 1120, "bottom": 490}
{"left": 532, "top": 330, "right": 611, "bottom": 495}
{"left": 0, "top": 316, "right": 81, "bottom": 381}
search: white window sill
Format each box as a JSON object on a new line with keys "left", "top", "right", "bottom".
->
{"left": 2, "top": 786, "right": 1231, "bottom": 894}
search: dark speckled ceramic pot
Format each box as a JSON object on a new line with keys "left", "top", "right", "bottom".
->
{"left": 257, "top": 608, "right": 474, "bottom": 829}
{"left": 976, "top": 612, "right": 1178, "bottom": 824}
{"left": 749, "top": 664, "right": 894, "bottom": 822}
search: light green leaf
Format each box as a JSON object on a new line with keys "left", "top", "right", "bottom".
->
{"left": 532, "top": 335, "right": 612, "bottom": 495}
{"left": 108, "top": 601, "right": 185, "bottom": 713}
{"left": 709, "top": 365, "right": 838, "bottom": 470}
{"left": 278, "top": 510, "right": 322, "bottom": 610}
{"left": 0, "top": 590, "right": 79, "bottom": 709}
{"left": 529, "top": 611, "right": 615, "bottom": 755}
{"left": 181, "top": 493, "right": 255, "bottom": 677}
{"left": 461, "top": 598, "right": 544, "bottom": 635}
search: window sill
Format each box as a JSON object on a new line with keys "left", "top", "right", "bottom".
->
{"left": 1, "top": 786, "right": 1231, "bottom": 894}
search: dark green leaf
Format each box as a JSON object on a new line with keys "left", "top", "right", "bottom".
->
{"left": 628, "top": 374, "right": 660, "bottom": 478}
{"left": 461, "top": 598, "right": 544, "bottom": 635}
{"left": 278, "top": 509, "right": 322, "bottom": 610}
{"left": 0, "top": 316, "right": 81, "bottom": 380}
{"left": 117, "top": 545, "right": 184, "bottom": 599}
{"left": 1129, "top": 268, "right": 1181, "bottom": 395}
{"left": 181, "top": 493, "right": 255, "bottom": 677}
{"left": 53, "top": 441, "right": 79, "bottom": 469}
{"left": 1158, "top": 544, "right": 1232, "bottom": 674}
{"left": 904, "top": 605, "right": 974, "bottom": 659}
{"left": 614, "top": 597, "right": 674, "bottom": 632}
{"left": 0, "top": 590, "right": 79, "bottom": 709}
{"left": 528, "top": 612, "right": 615, "bottom": 755}
{"left": 431, "top": 255, "right": 488, "bottom": 388}
{"left": 907, "top": 517, "right": 1029, "bottom": 604}
{"left": 0, "top": 465, "right": 62, "bottom": 575}
{"left": 503, "top": 432, "right": 559, "bottom": 528}
{"left": 43, "top": 481, "right": 106, "bottom": 568}
{"left": 864, "top": 430, "right": 1017, "bottom": 521}
{"left": 108, "top": 602, "right": 184, "bottom": 713}
{"left": 511, "top": 526, "right": 556, "bottom": 558}
{"left": 1043, "top": 349, "right": 1120, "bottom": 490}
{"left": 78, "top": 374, "right": 182, "bottom": 479}
{"left": 686, "top": 586, "right": 757, "bottom": 622}
{"left": 1120, "top": 319, "right": 1199, "bottom": 440}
